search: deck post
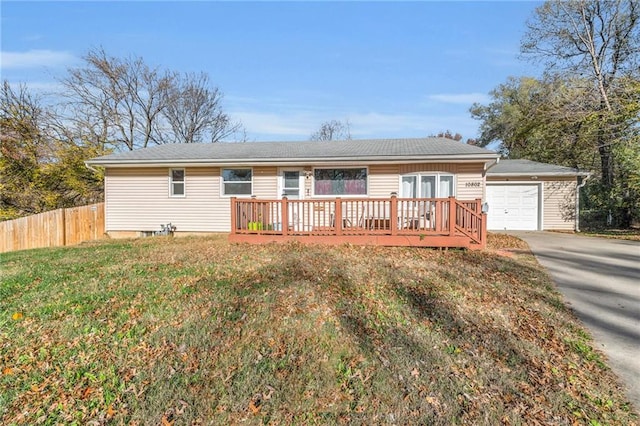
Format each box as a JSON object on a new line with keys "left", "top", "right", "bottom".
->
{"left": 390, "top": 193, "right": 398, "bottom": 236}
{"left": 230, "top": 197, "right": 237, "bottom": 235}
{"left": 282, "top": 196, "right": 288, "bottom": 236}
{"left": 448, "top": 196, "right": 456, "bottom": 236}
{"left": 335, "top": 198, "right": 342, "bottom": 236}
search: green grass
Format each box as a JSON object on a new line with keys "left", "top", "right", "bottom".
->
{"left": 0, "top": 235, "right": 637, "bottom": 425}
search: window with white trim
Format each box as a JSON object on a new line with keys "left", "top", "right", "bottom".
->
{"left": 170, "top": 168, "right": 185, "bottom": 197}
{"left": 314, "top": 167, "right": 367, "bottom": 196}
{"left": 401, "top": 173, "right": 455, "bottom": 198}
{"left": 222, "top": 168, "right": 252, "bottom": 196}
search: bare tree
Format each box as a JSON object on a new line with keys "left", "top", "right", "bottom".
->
{"left": 60, "top": 48, "right": 171, "bottom": 150}
{"left": 432, "top": 130, "right": 463, "bottom": 141}
{"left": 60, "top": 48, "right": 242, "bottom": 151}
{"left": 159, "top": 72, "right": 242, "bottom": 144}
{"left": 310, "top": 119, "right": 352, "bottom": 141}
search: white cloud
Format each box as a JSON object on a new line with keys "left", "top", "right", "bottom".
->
{"left": 232, "top": 108, "right": 481, "bottom": 141}
{"left": 232, "top": 111, "right": 322, "bottom": 140}
{"left": 428, "top": 93, "right": 490, "bottom": 105}
{"left": 1, "top": 49, "right": 76, "bottom": 69}
{"left": 349, "top": 112, "right": 479, "bottom": 139}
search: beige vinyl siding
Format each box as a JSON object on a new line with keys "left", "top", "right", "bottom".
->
{"left": 368, "top": 164, "right": 399, "bottom": 197}
{"left": 105, "top": 162, "right": 490, "bottom": 234}
{"left": 105, "top": 167, "right": 229, "bottom": 233}
{"left": 399, "top": 163, "right": 458, "bottom": 174}
{"left": 454, "top": 163, "right": 485, "bottom": 200}
{"left": 543, "top": 178, "right": 577, "bottom": 230}
{"left": 253, "top": 166, "right": 278, "bottom": 198}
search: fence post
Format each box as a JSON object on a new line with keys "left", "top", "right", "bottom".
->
{"left": 448, "top": 196, "right": 456, "bottom": 236}
{"left": 335, "top": 198, "right": 342, "bottom": 236}
{"left": 390, "top": 194, "right": 398, "bottom": 236}
{"left": 282, "top": 197, "right": 288, "bottom": 236}
{"left": 230, "top": 198, "right": 237, "bottom": 234}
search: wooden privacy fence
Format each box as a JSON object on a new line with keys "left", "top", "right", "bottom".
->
{"left": 0, "top": 203, "right": 105, "bottom": 253}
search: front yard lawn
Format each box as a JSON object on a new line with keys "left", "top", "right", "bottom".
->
{"left": 0, "top": 235, "right": 636, "bottom": 425}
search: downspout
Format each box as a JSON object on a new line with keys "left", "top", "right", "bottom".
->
{"left": 483, "top": 157, "right": 500, "bottom": 200}
{"left": 85, "top": 162, "right": 99, "bottom": 173}
{"left": 575, "top": 173, "right": 591, "bottom": 233}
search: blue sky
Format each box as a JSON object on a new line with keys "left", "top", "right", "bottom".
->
{"left": 1, "top": 1, "right": 542, "bottom": 142}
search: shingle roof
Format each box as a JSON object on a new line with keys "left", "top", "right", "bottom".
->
{"left": 487, "top": 159, "right": 588, "bottom": 176}
{"left": 86, "top": 138, "right": 499, "bottom": 166}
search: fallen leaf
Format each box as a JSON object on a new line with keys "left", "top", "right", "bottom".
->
{"left": 249, "top": 398, "right": 261, "bottom": 414}
{"left": 106, "top": 404, "right": 116, "bottom": 417}
{"left": 12, "top": 312, "right": 24, "bottom": 320}
{"left": 411, "top": 367, "right": 420, "bottom": 377}
{"left": 81, "top": 386, "right": 93, "bottom": 399}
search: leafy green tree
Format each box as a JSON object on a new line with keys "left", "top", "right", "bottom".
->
{"left": 1, "top": 82, "right": 107, "bottom": 220}
{"left": 472, "top": 0, "right": 640, "bottom": 227}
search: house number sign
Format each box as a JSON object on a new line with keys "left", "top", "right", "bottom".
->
{"left": 465, "top": 182, "right": 481, "bottom": 187}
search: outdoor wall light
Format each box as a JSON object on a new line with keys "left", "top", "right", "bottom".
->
{"left": 482, "top": 202, "right": 489, "bottom": 213}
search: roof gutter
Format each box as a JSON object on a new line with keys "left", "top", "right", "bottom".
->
{"left": 86, "top": 154, "right": 500, "bottom": 168}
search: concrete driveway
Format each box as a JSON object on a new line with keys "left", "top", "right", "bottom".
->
{"left": 510, "top": 231, "right": 640, "bottom": 409}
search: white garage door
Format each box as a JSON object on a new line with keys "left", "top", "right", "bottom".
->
{"left": 486, "top": 184, "right": 540, "bottom": 230}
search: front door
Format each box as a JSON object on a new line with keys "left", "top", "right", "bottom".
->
{"left": 279, "top": 169, "right": 305, "bottom": 231}
{"left": 280, "top": 170, "right": 303, "bottom": 200}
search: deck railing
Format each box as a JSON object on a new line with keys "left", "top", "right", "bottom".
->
{"left": 230, "top": 196, "right": 486, "bottom": 248}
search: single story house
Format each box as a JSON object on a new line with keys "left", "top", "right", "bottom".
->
{"left": 86, "top": 138, "right": 587, "bottom": 247}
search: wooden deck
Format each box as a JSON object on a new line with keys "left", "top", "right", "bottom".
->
{"left": 229, "top": 196, "right": 487, "bottom": 249}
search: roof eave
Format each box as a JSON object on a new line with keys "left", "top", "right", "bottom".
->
{"left": 86, "top": 153, "right": 500, "bottom": 167}
{"left": 487, "top": 171, "right": 590, "bottom": 177}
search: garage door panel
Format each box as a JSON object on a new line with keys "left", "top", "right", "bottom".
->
{"left": 487, "top": 184, "right": 539, "bottom": 231}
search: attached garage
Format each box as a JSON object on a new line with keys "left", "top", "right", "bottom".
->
{"left": 486, "top": 183, "right": 541, "bottom": 231}
{"left": 486, "top": 159, "right": 589, "bottom": 231}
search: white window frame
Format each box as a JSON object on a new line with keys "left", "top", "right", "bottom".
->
{"left": 399, "top": 172, "right": 456, "bottom": 198}
{"left": 221, "top": 167, "right": 253, "bottom": 197}
{"left": 169, "top": 168, "right": 186, "bottom": 198}
{"left": 312, "top": 166, "right": 369, "bottom": 198}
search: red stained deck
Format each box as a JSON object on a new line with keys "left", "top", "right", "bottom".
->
{"left": 229, "top": 196, "right": 487, "bottom": 250}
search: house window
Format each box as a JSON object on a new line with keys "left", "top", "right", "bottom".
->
{"left": 170, "top": 169, "right": 185, "bottom": 197}
{"left": 401, "top": 173, "right": 455, "bottom": 198}
{"left": 314, "top": 168, "right": 367, "bottom": 196}
{"left": 222, "top": 168, "right": 252, "bottom": 196}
